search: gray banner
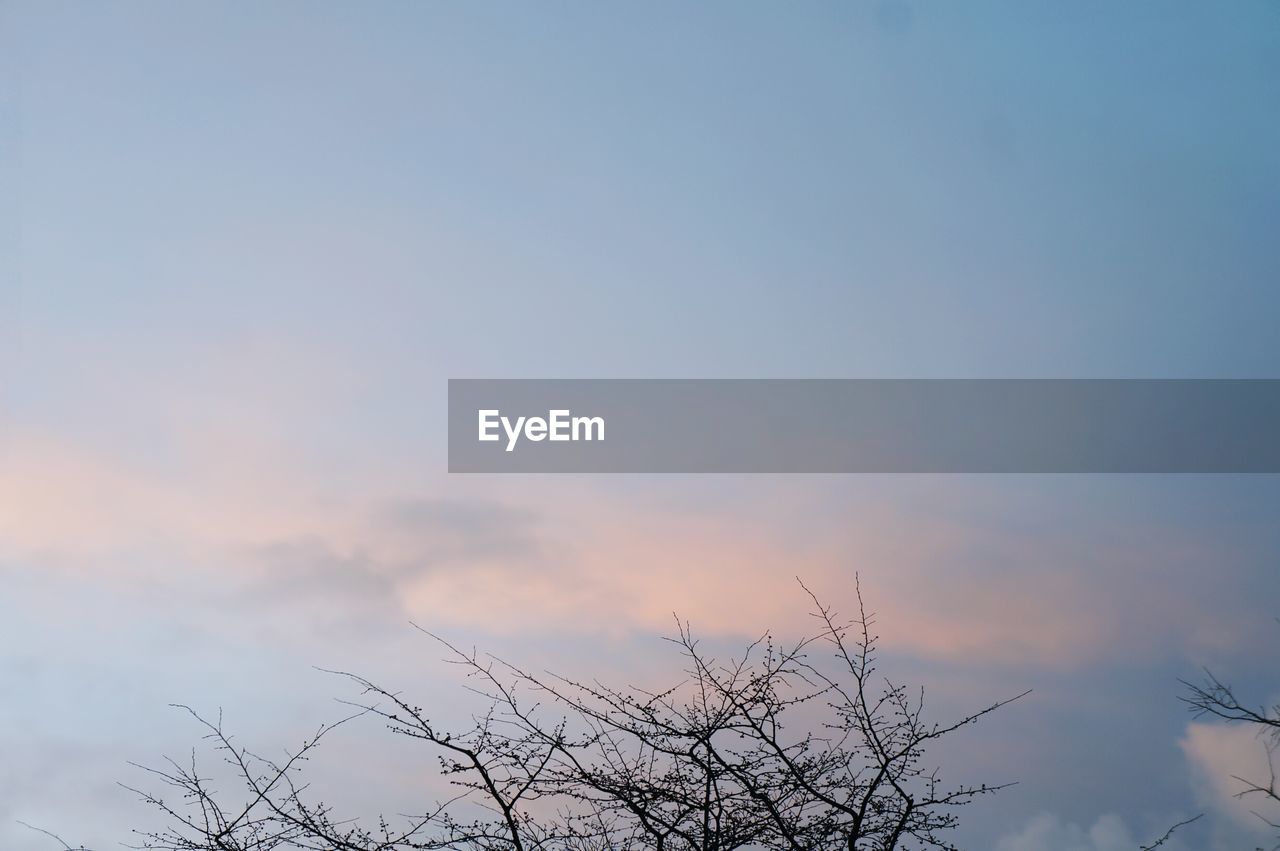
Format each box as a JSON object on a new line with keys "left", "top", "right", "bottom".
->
{"left": 448, "top": 379, "right": 1280, "bottom": 473}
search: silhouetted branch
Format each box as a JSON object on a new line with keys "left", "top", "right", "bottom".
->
{"left": 1181, "top": 649, "right": 1280, "bottom": 847}
{"left": 126, "top": 578, "right": 1023, "bottom": 851}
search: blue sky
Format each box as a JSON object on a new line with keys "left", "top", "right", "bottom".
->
{"left": 2, "top": 3, "right": 1279, "bottom": 849}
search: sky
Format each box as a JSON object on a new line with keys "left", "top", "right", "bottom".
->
{"left": 2, "top": 2, "right": 1279, "bottom": 849}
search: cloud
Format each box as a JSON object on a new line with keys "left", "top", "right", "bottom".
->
{"left": 995, "top": 812, "right": 1190, "bottom": 851}
{"left": 381, "top": 489, "right": 1077, "bottom": 654}
{"left": 2, "top": 347, "right": 1275, "bottom": 675}
{"left": 0, "top": 424, "right": 1271, "bottom": 671}
{"left": 1182, "top": 720, "right": 1280, "bottom": 835}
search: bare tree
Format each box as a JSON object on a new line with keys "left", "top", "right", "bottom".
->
{"left": 125, "top": 581, "right": 1028, "bottom": 851}
{"left": 1182, "top": 660, "right": 1280, "bottom": 850}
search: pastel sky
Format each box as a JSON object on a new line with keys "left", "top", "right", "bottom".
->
{"left": 2, "top": 3, "right": 1279, "bottom": 849}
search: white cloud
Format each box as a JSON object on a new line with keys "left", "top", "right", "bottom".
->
{"left": 1182, "top": 720, "right": 1280, "bottom": 836}
{"left": 995, "top": 812, "right": 1188, "bottom": 851}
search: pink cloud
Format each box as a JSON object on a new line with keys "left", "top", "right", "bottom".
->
{"left": 0, "top": 421, "right": 1265, "bottom": 672}
{"left": 1182, "top": 720, "right": 1280, "bottom": 835}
